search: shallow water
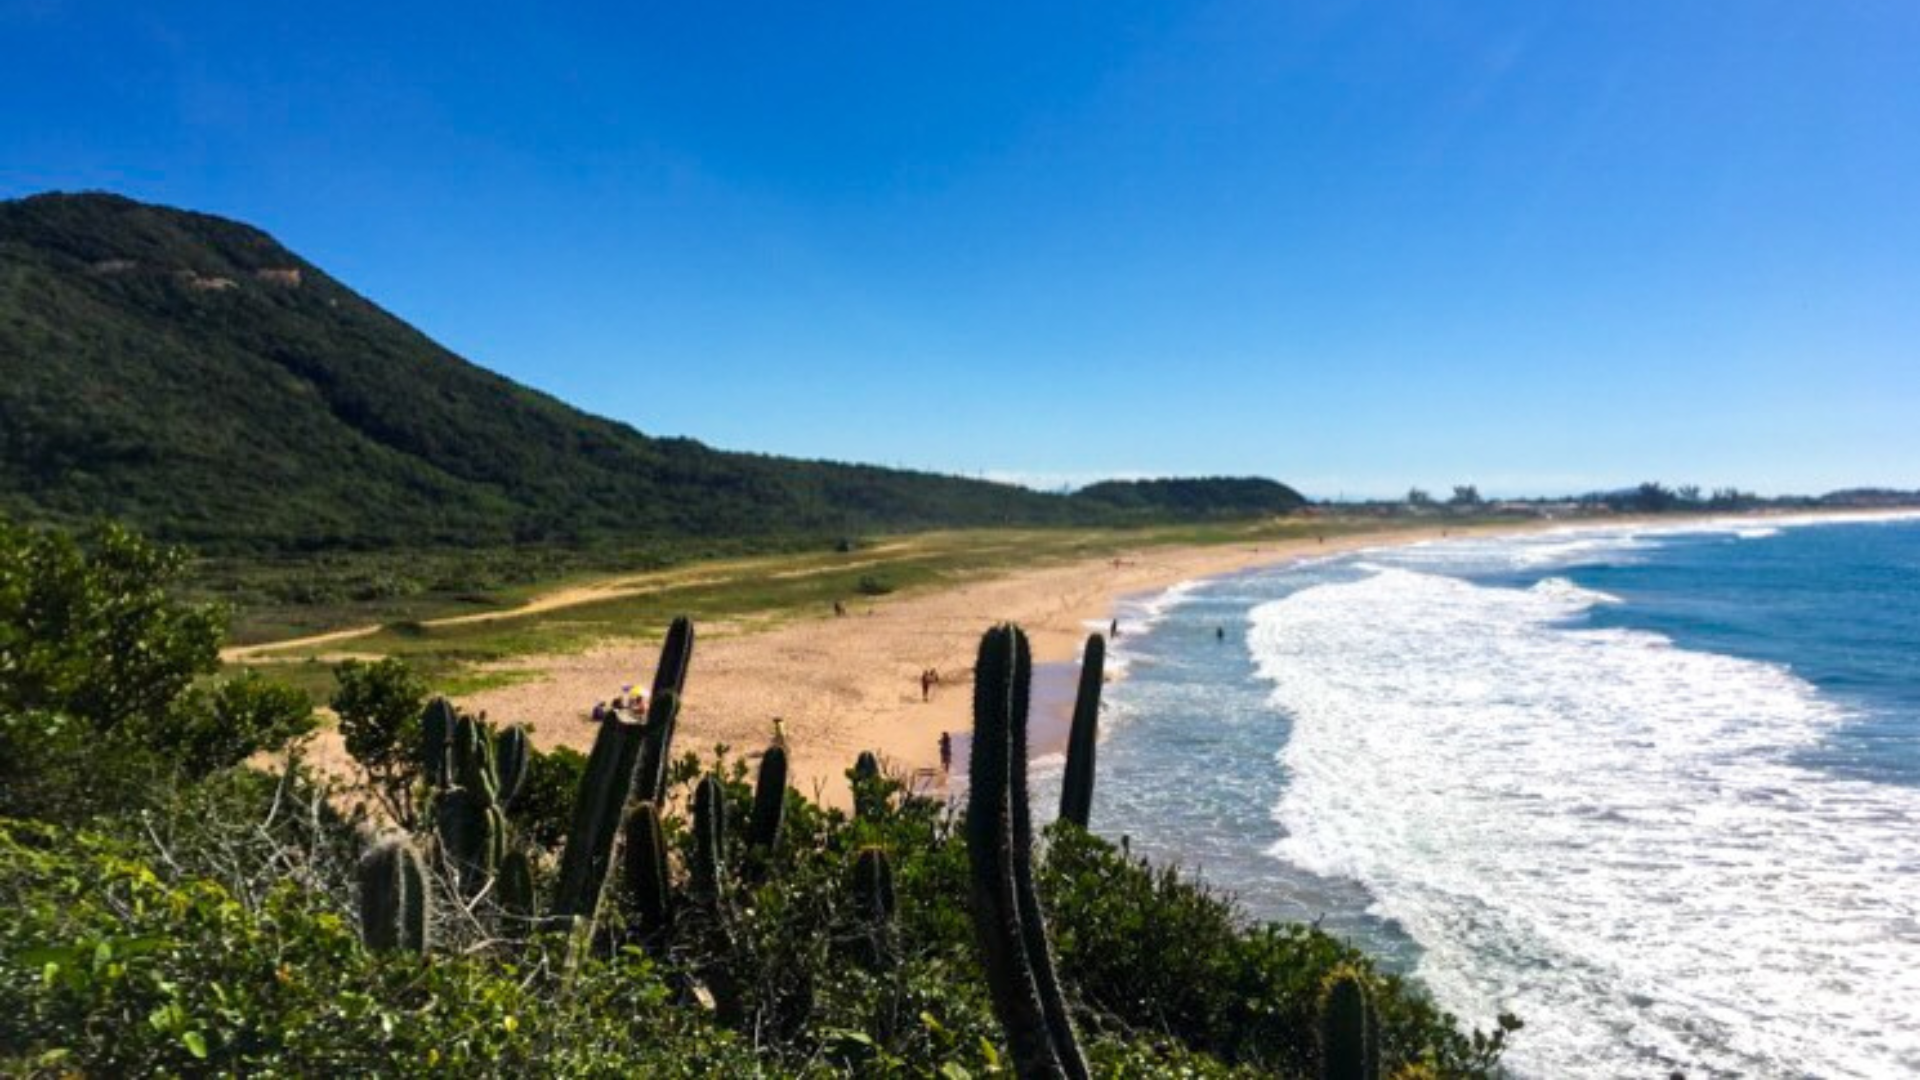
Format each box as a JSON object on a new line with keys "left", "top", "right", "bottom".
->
{"left": 1057, "top": 513, "right": 1920, "bottom": 1078}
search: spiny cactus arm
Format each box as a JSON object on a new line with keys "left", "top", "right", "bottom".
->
{"left": 1006, "top": 627, "right": 1091, "bottom": 1079}
{"left": 691, "top": 773, "right": 728, "bottom": 905}
{"left": 1319, "top": 969, "right": 1377, "bottom": 1080}
{"left": 422, "top": 697, "right": 456, "bottom": 789}
{"left": 851, "top": 749, "right": 886, "bottom": 819}
{"left": 748, "top": 744, "right": 789, "bottom": 850}
{"left": 498, "top": 848, "right": 536, "bottom": 922}
{"left": 358, "top": 836, "right": 430, "bottom": 954}
{"left": 1058, "top": 633, "right": 1105, "bottom": 828}
{"left": 452, "top": 714, "right": 498, "bottom": 802}
{"left": 851, "top": 846, "right": 896, "bottom": 923}
{"left": 649, "top": 616, "right": 696, "bottom": 701}
{"left": 968, "top": 624, "right": 1066, "bottom": 1078}
{"left": 552, "top": 713, "right": 647, "bottom": 919}
{"left": 435, "top": 788, "right": 504, "bottom": 895}
{"left": 494, "top": 725, "right": 530, "bottom": 808}
{"left": 622, "top": 800, "right": 673, "bottom": 934}
{"left": 633, "top": 688, "right": 682, "bottom": 808}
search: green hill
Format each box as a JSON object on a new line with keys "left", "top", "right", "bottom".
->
{"left": 0, "top": 192, "right": 1303, "bottom": 552}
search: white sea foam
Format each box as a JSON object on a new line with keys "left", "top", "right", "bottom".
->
{"left": 1250, "top": 567, "right": 1920, "bottom": 1077}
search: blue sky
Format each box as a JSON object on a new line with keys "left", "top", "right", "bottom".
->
{"left": 4, "top": 1, "right": 1916, "bottom": 498}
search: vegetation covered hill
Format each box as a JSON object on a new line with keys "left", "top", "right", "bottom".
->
{"left": 0, "top": 193, "right": 1303, "bottom": 554}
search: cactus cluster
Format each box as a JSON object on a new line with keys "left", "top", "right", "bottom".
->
{"left": 421, "top": 699, "right": 527, "bottom": 897}
{"left": 349, "top": 616, "right": 1173, "bottom": 1079}
{"left": 554, "top": 617, "right": 694, "bottom": 920}
{"left": 1058, "top": 633, "right": 1105, "bottom": 829}
{"left": 968, "top": 624, "right": 1090, "bottom": 1079}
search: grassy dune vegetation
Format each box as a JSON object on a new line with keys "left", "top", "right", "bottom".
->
{"left": 219, "top": 516, "right": 1439, "bottom": 699}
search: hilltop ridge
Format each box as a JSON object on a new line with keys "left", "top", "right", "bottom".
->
{"left": 0, "top": 192, "right": 1305, "bottom": 552}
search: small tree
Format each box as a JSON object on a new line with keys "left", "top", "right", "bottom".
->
{"left": 332, "top": 657, "right": 429, "bottom": 826}
{"left": 1406, "top": 488, "right": 1433, "bottom": 506}
{"left": 1449, "top": 484, "right": 1482, "bottom": 507}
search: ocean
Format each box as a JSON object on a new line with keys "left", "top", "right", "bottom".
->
{"left": 1037, "top": 513, "right": 1920, "bottom": 1078}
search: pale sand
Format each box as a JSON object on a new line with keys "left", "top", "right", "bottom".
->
{"left": 452, "top": 522, "right": 1534, "bottom": 809}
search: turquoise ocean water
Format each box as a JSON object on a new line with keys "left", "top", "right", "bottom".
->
{"left": 1033, "top": 513, "right": 1920, "bottom": 1078}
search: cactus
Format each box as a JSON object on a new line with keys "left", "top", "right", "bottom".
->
{"left": 451, "top": 712, "right": 497, "bottom": 802}
{"left": 436, "top": 787, "right": 505, "bottom": 893}
{"left": 498, "top": 848, "right": 536, "bottom": 923}
{"left": 851, "top": 846, "right": 897, "bottom": 923}
{"left": 688, "top": 771, "right": 741, "bottom": 1021}
{"left": 494, "top": 725, "right": 530, "bottom": 807}
{"left": 748, "top": 745, "right": 788, "bottom": 851}
{"left": 552, "top": 709, "right": 649, "bottom": 919}
{"left": 1058, "top": 633, "right": 1105, "bottom": 828}
{"left": 633, "top": 617, "right": 695, "bottom": 804}
{"left": 691, "top": 773, "right": 727, "bottom": 907}
{"left": 1319, "top": 970, "right": 1379, "bottom": 1080}
{"left": 622, "top": 800, "right": 673, "bottom": 938}
{"left": 850, "top": 845, "right": 897, "bottom": 969}
{"left": 358, "top": 837, "right": 430, "bottom": 953}
{"left": 422, "top": 697, "right": 456, "bottom": 789}
{"left": 851, "top": 750, "right": 885, "bottom": 820}
{"left": 967, "top": 624, "right": 1089, "bottom": 1079}
{"left": 632, "top": 686, "right": 681, "bottom": 811}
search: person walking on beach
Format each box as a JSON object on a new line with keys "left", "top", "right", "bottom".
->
{"left": 920, "top": 667, "right": 936, "bottom": 702}
{"left": 771, "top": 715, "right": 787, "bottom": 748}
{"left": 1109, "top": 618, "right": 1119, "bottom": 638}
{"left": 938, "top": 731, "right": 952, "bottom": 773}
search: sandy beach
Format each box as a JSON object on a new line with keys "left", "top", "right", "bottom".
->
{"left": 455, "top": 522, "right": 1527, "bottom": 808}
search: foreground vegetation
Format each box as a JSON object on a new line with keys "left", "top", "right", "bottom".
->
{"left": 1, "top": 518, "right": 1517, "bottom": 1076}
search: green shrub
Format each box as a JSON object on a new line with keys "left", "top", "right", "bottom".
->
{"left": 330, "top": 657, "right": 429, "bottom": 824}
{"left": 0, "top": 520, "right": 311, "bottom": 820}
{"left": 0, "top": 820, "right": 759, "bottom": 1077}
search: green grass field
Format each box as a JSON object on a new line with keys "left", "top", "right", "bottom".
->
{"left": 224, "top": 515, "right": 1472, "bottom": 699}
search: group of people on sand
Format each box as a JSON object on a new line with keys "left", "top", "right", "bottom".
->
{"left": 918, "top": 666, "right": 942, "bottom": 702}
{"left": 589, "top": 683, "right": 650, "bottom": 721}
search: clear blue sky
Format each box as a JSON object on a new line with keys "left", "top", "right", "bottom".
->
{"left": 4, "top": 2, "right": 1916, "bottom": 498}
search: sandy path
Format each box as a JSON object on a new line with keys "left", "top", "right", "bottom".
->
{"left": 454, "top": 523, "right": 1522, "bottom": 809}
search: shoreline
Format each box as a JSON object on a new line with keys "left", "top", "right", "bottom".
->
{"left": 455, "top": 520, "right": 1546, "bottom": 809}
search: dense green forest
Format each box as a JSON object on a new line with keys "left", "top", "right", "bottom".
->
{"left": 0, "top": 192, "right": 1304, "bottom": 556}
{"left": 0, "top": 519, "right": 1513, "bottom": 1077}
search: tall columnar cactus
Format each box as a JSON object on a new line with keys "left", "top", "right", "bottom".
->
{"left": 968, "top": 624, "right": 1089, "bottom": 1079}
{"left": 552, "top": 709, "right": 649, "bottom": 919}
{"left": 748, "top": 744, "right": 788, "bottom": 851}
{"left": 850, "top": 845, "right": 897, "bottom": 969}
{"left": 690, "top": 773, "right": 727, "bottom": 907}
{"left": 1058, "top": 633, "right": 1105, "bottom": 829}
{"left": 498, "top": 848, "right": 536, "bottom": 924}
{"left": 436, "top": 787, "right": 505, "bottom": 894}
{"left": 1319, "top": 969, "right": 1380, "bottom": 1080}
{"left": 422, "top": 697, "right": 456, "bottom": 789}
{"left": 621, "top": 800, "right": 673, "bottom": 938}
{"left": 634, "top": 617, "right": 695, "bottom": 804}
{"left": 494, "top": 725, "right": 530, "bottom": 808}
{"left": 688, "top": 771, "right": 741, "bottom": 1021}
{"left": 851, "top": 750, "right": 885, "bottom": 820}
{"left": 451, "top": 712, "right": 498, "bottom": 802}
{"left": 358, "top": 837, "right": 430, "bottom": 954}
{"left": 851, "top": 846, "right": 897, "bottom": 923}
{"left": 632, "top": 688, "right": 681, "bottom": 812}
